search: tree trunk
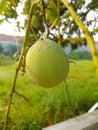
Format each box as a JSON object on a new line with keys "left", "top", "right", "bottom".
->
{"left": 61, "top": 0, "right": 98, "bottom": 82}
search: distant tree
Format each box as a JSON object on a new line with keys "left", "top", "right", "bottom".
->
{"left": 5, "top": 44, "right": 17, "bottom": 57}
{"left": 0, "top": 43, "right": 4, "bottom": 54}
{"left": 69, "top": 51, "right": 92, "bottom": 60}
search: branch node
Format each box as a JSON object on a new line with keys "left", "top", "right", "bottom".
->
{"left": 14, "top": 90, "right": 29, "bottom": 102}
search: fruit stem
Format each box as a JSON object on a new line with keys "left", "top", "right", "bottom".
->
{"left": 64, "top": 80, "right": 75, "bottom": 117}
{"left": 41, "top": 0, "right": 49, "bottom": 38}
{"left": 57, "top": 0, "right": 61, "bottom": 45}
{"left": 3, "top": 1, "right": 36, "bottom": 130}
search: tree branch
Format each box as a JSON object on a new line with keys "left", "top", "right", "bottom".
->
{"left": 63, "top": 37, "right": 86, "bottom": 42}
{"left": 3, "top": 1, "right": 36, "bottom": 130}
{"left": 14, "top": 90, "right": 29, "bottom": 101}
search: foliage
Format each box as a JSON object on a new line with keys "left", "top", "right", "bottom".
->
{"left": 0, "top": 0, "right": 20, "bottom": 21}
{"left": 4, "top": 44, "right": 18, "bottom": 57}
{"left": 0, "top": 42, "right": 19, "bottom": 57}
{"left": 0, "top": 0, "right": 98, "bottom": 46}
{"left": 68, "top": 51, "right": 92, "bottom": 60}
{"left": 21, "top": 0, "right": 98, "bottom": 46}
{"left": 0, "top": 54, "right": 14, "bottom": 65}
{"left": 0, "top": 61, "right": 98, "bottom": 129}
{"left": 0, "top": 44, "right": 4, "bottom": 54}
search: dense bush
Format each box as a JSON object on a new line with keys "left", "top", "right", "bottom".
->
{"left": 0, "top": 54, "right": 14, "bottom": 65}
{"left": 68, "top": 51, "right": 92, "bottom": 60}
{"left": 0, "top": 42, "right": 19, "bottom": 58}
{"left": 0, "top": 44, "right": 4, "bottom": 54}
{"left": 4, "top": 44, "right": 18, "bottom": 57}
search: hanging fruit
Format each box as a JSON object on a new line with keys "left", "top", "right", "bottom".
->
{"left": 26, "top": 38, "right": 69, "bottom": 88}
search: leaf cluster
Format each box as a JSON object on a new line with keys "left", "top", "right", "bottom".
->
{"left": 0, "top": 0, "right": 20, "bottom": 21}
{"left": 0, "top": 0, "right": 98, "bottom": 48}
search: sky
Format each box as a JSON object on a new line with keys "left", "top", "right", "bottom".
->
{"left": 0, "top": 19, "right": 25, "bottom": 36}
{"left": 0, "top": 1, "right": 25, "bottom": 36}
{"left": 0, "top": 0, "right": 98, "bottom": 41}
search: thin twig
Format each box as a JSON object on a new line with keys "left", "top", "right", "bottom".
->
{"left": 41, "top": 0, "right": 49, "bottom": 38}
{"left": 64, "top": 80, "right": 71, "bottom": 107}
{"left": 21, "top": 55, "right": 26, "bottom": 76}
{"left": 30, "top": 26, "right": 38, "bottom": 40}
{"left": 14, "top": 90, "right": 29, "bottom": 101}
{"left": 57, "top": 0, "right": 61, "bottom": 45}
{"left": 69, "top": 60, "right": 76, "bottom": 65}
{"left": 64, "top": 80, "right": 75, "bottom": 116}
{"left": 3, "top": 65, "right": 20, "bottom": 130}
{"left": 49, "top": 17, "right": 58, "bottom": 30}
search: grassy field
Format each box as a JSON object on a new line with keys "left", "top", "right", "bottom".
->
{"left": 0, "top": 60, "right": 98, "bottom": 130}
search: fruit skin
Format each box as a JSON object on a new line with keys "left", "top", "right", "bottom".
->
{"left": 26, "top": 38, "right": 69, "bottom": 88}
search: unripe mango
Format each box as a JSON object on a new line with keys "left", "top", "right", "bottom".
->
{"left": 26, "top": 39, "right": 69, "bottom": 88}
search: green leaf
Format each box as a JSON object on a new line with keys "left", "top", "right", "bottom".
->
{"left": 10, "top": 0, "right": 17, "bottom": 7}
{"left": 0, "top": 18, "right": 6, "bottom": 24}
{"left": 46, "top": 0, "right": 58, "bottom": 25}
{"left": 0, "top": 0, "right": 7, "bottom": 15}
{"left": 31, "top": 15, "right": 41, "bottom": 28}
{"left": 33, "top": 0, "right": 40, "bottom": 4}
{"left": 63, "top": 12, "right": 70, "bottom": 19}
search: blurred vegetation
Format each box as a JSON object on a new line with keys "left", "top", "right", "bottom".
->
{"left": 4, "top": 44, "right": 18, "bottom": 57}
{"left": 68, "top": 51, "right": 92, "bottom": 60}
{"left": 0, "top": 60, "right": 98, "bottom": 129}
{"left": 0, "top": 54, "right": 14, "bottom": 65}
{"left": 0, "top": 42, "right": 22, "bottom": 62}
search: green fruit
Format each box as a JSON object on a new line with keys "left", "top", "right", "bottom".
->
{"left": 31, "top": 15, "right": 40, "bottom": 28}
{"left": 26, "top": 38, "right": 69, "bottom": 88}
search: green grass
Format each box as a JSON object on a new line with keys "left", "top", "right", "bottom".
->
{"left": 0, "top": 60, "right": 98, "bottom": 130}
